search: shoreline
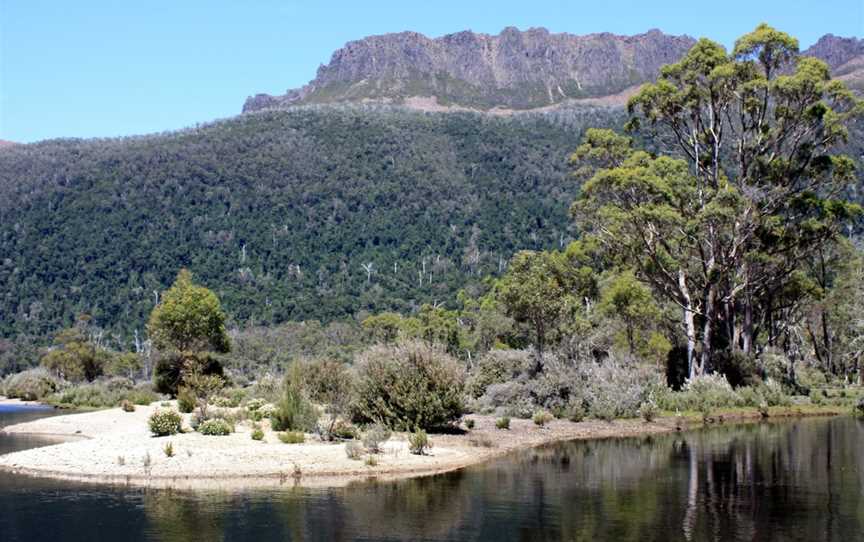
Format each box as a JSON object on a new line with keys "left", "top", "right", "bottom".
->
{"left": 0, "top": 403, "right": 847, "bottom": 491}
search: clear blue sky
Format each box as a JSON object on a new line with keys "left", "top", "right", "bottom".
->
{"left": 1, "top": 0, "right": 861, "bottom": 142}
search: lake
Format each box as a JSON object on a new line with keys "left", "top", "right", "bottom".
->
{"left": 1, "top": 406, "right": 862, "bottom": 541}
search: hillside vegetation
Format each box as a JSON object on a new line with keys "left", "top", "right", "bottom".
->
{"left": 0, "top": 105, "right": 625, "bottom": 348}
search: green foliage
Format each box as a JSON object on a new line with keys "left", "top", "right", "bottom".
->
{"left": 0, "top": 106, "right": 625, "bottom": 347}
{"left": 198, "top": 418, "right": 233, "bottom": 436}
{"left": 464, "top": 418, "right": 475, "bottom": 430}
{"left": 532, "top": 410, "right": 553, "bottom": 426}
{"left": 495, "top": 417, "right": 511, "bottom": 430}
{"left": 278, "top": 431, "right": 305, "bottom": 444}
{"left": 177, "top": 387, "right": 197, "bottom": 413}
{"left": 163, "top": 441, "right": 174, "bottom": 457}
{"left": 0, "top": 368, "right": 60, "bottom": 401}
{"left": 639, "top": 400, "right": 658, "bottom": 422}
{"left": 270, "top": 363, "right": 319, "bottom": 432}
{"left": 148, "top": 409, "right": 182, "bottom": 437}
{"left": 361, "top": 424, "right": 392, "bottom": 453}
{"left": 40, "top": 321, "right": 107, "bottom": 382}
{"left": 147, "top": 270, "right": 231, "bottom": 354}
{"left": 250, "top": 424, "right": 265, "bottom": 441}
{"left": 408, "top": 429, "right": 431, "bottom": 455}
{"left": 575, "top": 24, "right": 863, "bottom": 379}
{"left": 152, "top": 353, "right": 223, "bottom": 397}
{"left": 120, "top": 399, "right": 135, "bottom": 412}
{"left": 353, "top": 341, "right": 466, "bottom": 430}
{"left": 567, "top": 401, "right": 586, "bottom": 423}
{"left": 45, "top": 380, "right": 160, "bottom": 408}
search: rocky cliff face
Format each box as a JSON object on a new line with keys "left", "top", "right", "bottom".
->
{"left": 804, "top": 34, "right": 864, "bottom": 91}
{"left": 244, "top": 28, "right": 864, "bottom": 113}
{"left": 243, "top": 27, "right": 696, "bottom": 112}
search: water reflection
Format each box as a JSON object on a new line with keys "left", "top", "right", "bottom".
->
{"left": 1, "top": 416, "right": 862, "bottom": 541}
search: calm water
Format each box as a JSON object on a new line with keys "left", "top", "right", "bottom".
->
{"left": 1, "top": 408, "right": 862, "bottom": 542}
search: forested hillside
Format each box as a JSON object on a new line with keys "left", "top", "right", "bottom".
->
{"left": 0, "top": 105, "right": 626, "bottom": 346}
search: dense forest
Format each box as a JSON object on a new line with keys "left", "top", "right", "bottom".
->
{"left": 0, "top": 105, "right": 625, "bottom": 362}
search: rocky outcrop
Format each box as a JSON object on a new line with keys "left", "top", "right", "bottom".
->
{"left": 244, "top": 28, "right": 864, "bottom": 113}
{"left": 243, "top": 27, "right": 696, "bottom": 112}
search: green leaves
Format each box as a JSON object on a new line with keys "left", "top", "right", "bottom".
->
{"left": 147, "top": 269, "right": 230, "bottom": 354}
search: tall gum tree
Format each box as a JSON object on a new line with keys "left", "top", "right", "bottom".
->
{"left": 572, "top": 24, "right": 862, "bottom": 379}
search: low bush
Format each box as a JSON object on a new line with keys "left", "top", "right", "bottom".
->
{"left": 532, "top": 410, "right": 553, "bottom": 427}
{"left": 466, "top": 349, "right": 532, "bottom": 398}
{"left": 125, "top": 384, "right": 161, "bottom": 406}
{"left": 251, "top": 425, "right": 265, "bottom": 441}
{"left": 279, "top": 431, "right": 305, "bottom": 444}
{"left": 345, "top": 441, "right": 364, "bottom": 460}
{"left": 495, "top": 417, "right": 511, "bottom": 430}
{"left": 362, "top": 424, "right": 391, "bottom": 453}
{"left": 198, "top": 418, "right": 233, "bottom": 436}
{"left": 177, "top": 387, "right": 196, "bottom": 413}
{"left": 328, "top": 420, "right": 358, "bottom": 440}
{"left": 364, "top": 455, "right": 378, "bottom": 466}
{"left": 163, "top": 441, "right": 174, "bottom": 457}
{"left": 270, "top": 364, "right": 319, "bottom": 432}
{"left": 464, "top": 419, "right": 475, "bottom": 430}
{"left": 353, "top": 341, "right": 465, "bottom": 431}
{"left": 120, "top": 399, "right": 135, "bottom": 412}
{"left": 639, "top": 400, "right": 658, "bottom": 422}
{"left": 408, "top": 429, "right": 431, "bottom": 455}
{"left": 1, "top": 368, "right": 61, "bottom": 401}
{"left": 578, "top": 358, "right": 661, "bottom": 419}
{"left": 567, "top": 401, "right": 586, "bottom": 423}
{"left": 148, "top": 409, "right": 182, "bottom": 437}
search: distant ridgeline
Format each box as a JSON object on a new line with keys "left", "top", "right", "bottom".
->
{"left": 0, "top": 27, "right": 862, "bottom": 349}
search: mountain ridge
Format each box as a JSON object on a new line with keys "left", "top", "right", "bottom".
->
{"left": 243, "top": 27, "right": 697, "bottom": 112}
{"left": 244, "top": 27, "right": 864, "bottom": 114}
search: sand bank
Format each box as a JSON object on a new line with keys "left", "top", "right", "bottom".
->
{"left": 0, "top": 402, "right": 844, "bottom": 490}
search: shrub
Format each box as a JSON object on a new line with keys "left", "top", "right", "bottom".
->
{"left": 120, "top": 399, "right": 136, "bottom": 412}
{"left": 639, "top": 400, "right": 658, "bottom": 422}
{"left": 198, "top": 418, "right": 233, "bottom": 436}
{"left": 249, "top": 374, "right": 281, "bottom": 403}
{"left": 354, "top": 341, "right": 465, "bottom": 431}
{"left": 854, "top": 397, "right": 864, "bottom": 418}
{"left": 578, "top": 358, "right": 660, "bottom": 419}
{"left": 278, "top": 431, "right": 305, "bottom": 444}
{"left": 1, "top": 368, "right": 61, "bottom": 401}
{"left": 345, "top": 441, "right": 364, "bottom": 460}
{"left": 567, "top": 401, "right": 586, "bottom": 423}
{"left": 758, "top": 401, "right": 770, "bottom": 418}
{"left": 364, "top": 455, "right": 379, "bottom": 466}
{"left": 251, "top": 425, "right": 264, "bottom": 441}
{"left": 153, "top": 353, "right": 224, "bottom": 397}
{"left": 495, "top": 417, "right": 511, "bottom": 430}
{"left": 246, "top": 398, "right": 266, "bottom": 411}
{"left": 125, "top": 384, "right": 161, "bottom": 406}
{"left": 532, "top": 410, "right": 553, "bottom": 427}
{"left": 177, "top": 387, "right": 197, "bottom": 413}
{"left": 362, "top": 424, "right": 392, "bottom": 453}
{"left": 479, "top": 381, "right": 534, "bottom": 418}
{"left": 756, "top": 379, "right": 791, "bottom": 407}
{"left": 163, "top": 441, "right": 174, "bottom": 457}
{"left": 328, "top": 420, "right": 358, "bottom": 440}
{"left": 271, "top": 363, "right": 319, "bottom": 432}
{"left": 148, "top": 409, "right": 182, "bottom": 437}
{"left": 408, "top": 429, "right": 431, "bottom": 455}
{"left": 466, "top": 349, "right": 532, "bottom": 398}
{"left": 465, "top": 419, "right": 475, "bottom": 430}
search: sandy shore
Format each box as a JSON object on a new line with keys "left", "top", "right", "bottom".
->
{"left": 0, "top": 402, "right": 845, "bottom": 490}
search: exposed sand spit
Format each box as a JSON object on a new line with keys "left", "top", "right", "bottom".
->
{"left": 0, "top": 402, "right": 844, "bottom": 490}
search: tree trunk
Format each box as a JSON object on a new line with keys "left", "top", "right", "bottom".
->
{"left": 700, "top": 285, "right": 716, "bottom": 374}
{"left": 679, "top": 270, "right": 698, "bottom": 380}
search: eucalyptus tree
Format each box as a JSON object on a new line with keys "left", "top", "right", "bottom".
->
{"left": 573, "top": 24, "right": 862, "bottom": 378}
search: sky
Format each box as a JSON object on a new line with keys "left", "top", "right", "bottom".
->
{"left": 0, "top": 0, "right": 862, "bottom": 142}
